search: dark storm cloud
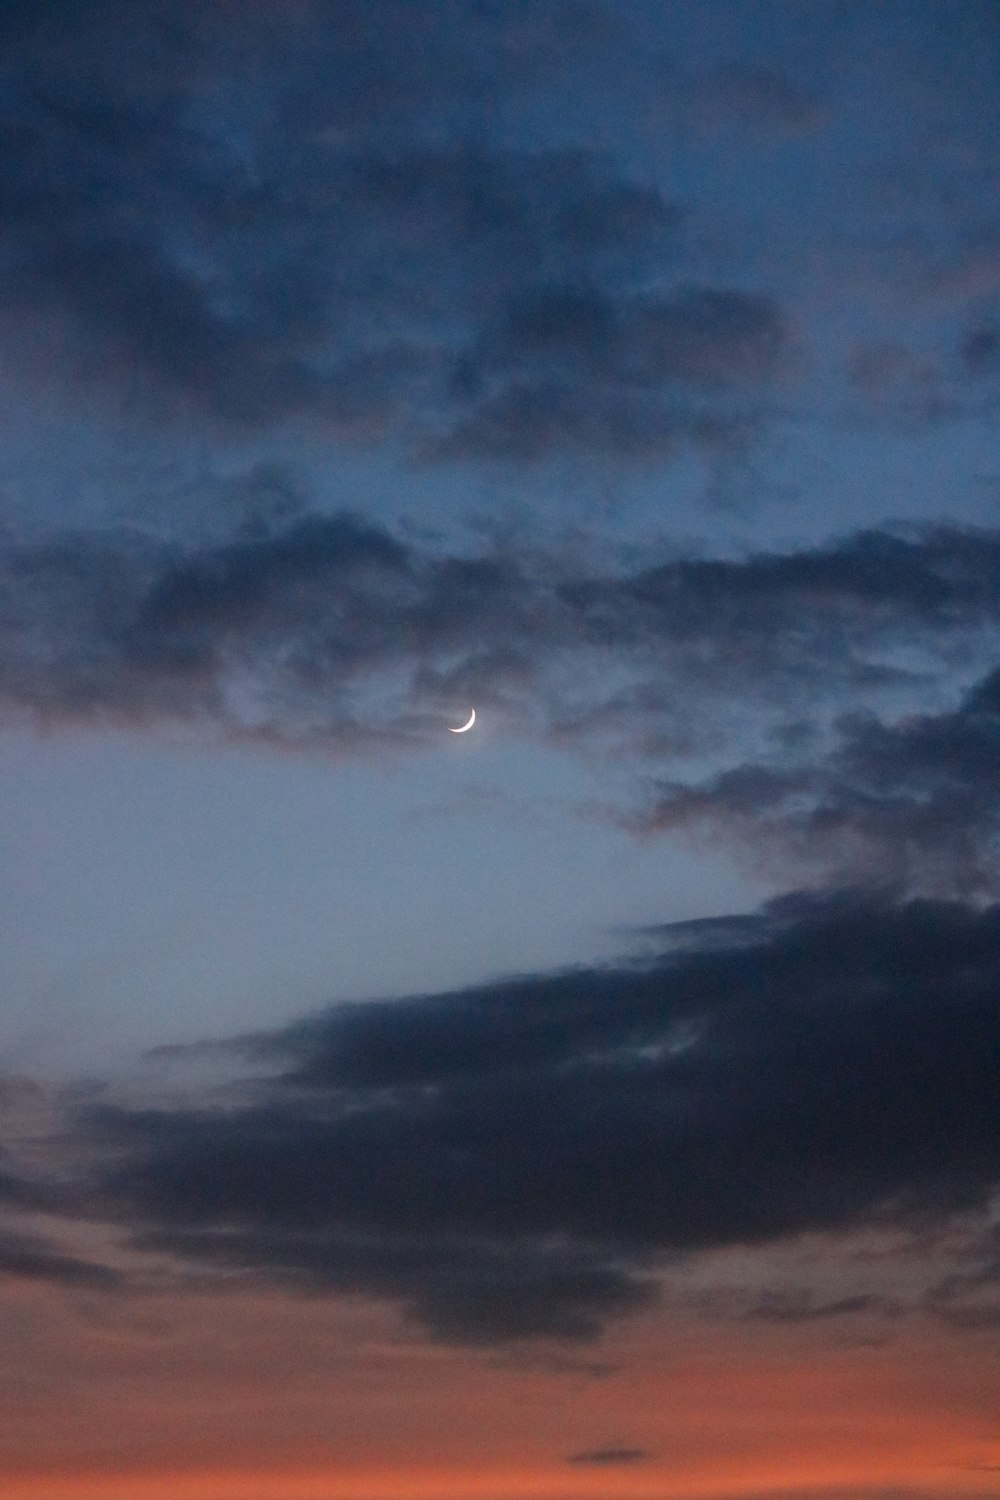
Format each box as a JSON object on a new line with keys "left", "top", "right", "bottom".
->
{"left": 76, "top": 888, "right": 1000, "bottom": 1343}
{"left": 134, "top": 1224, "right": 651, "bottom": 1346}
{"left": 636, "top": 664, "right": 1000, "bottom": 895}
{"left": 0, "top": 0, "right": 793, "bottom": 461}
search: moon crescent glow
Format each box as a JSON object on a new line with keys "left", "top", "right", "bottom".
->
{"left": 448, "top": 708, "right": 476, "bottom": 734}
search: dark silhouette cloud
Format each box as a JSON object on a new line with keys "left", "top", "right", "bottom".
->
{"left": 70, "top": 888, "right": 1000, "bottom": 1343}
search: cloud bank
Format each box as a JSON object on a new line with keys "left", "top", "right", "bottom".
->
{"left": 637, "top": 666, "right": 1000, "bottom": 895}
{"left": 3, "top": 503, "right": 999, "bottom": 894}
{"left": 0, "top": 0, "right": 798, "bottom": 462}
{"left": 0, "top": 889, "right": 971, "bottom": 1343}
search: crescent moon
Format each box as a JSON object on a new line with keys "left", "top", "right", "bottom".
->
{"left": 448, "top": 708, "right": 476, "bottom": 734}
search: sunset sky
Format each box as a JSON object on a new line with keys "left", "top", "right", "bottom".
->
{"left": 1, "top": 2, "right": 999, "bottom": 1497}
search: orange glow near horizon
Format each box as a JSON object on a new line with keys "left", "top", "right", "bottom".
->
{"left": 4, "top": 1456, "right": 1000, "bottom": 1500}
{"left": 1, "top": 1278, "right": 998, "bottom": 1500}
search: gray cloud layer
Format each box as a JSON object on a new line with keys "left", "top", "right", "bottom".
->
{"left": 1, "top": 0, "right": 995, "bottom": 467}
{"left": 3, "top": 505, "right": 1000, "bottom": 892}
{"left": 637, "top": 665, "right": 1000, "bottom": 895}
{"left": 0, "top": 0, "right": 796, "bottom": 462}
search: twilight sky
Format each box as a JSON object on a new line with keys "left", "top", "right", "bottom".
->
{"left": 1, "top": 3, "right": 999, "bottom": 1497}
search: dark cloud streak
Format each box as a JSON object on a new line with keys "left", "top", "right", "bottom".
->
{"left": 69, "top": 889, "right": 1000, "bottom": 1343}
{"left": 0, "top": 1229, "right": 123, "bottom": 1291}
{"left": 568, "top": 1446, "right": 650, "bottom": 1466}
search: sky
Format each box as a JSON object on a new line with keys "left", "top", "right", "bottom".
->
{"left": 0, "top": 2, "right": 999, "bottom": 1496}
